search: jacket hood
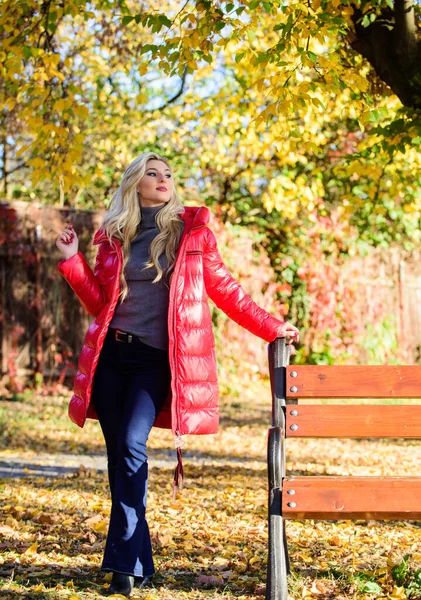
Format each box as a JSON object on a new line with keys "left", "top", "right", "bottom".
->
{"left": 93, "top": 205, "right": 210, "bottom": 245}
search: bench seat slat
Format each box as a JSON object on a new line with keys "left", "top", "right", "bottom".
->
{"left": 283, "top": 476, "right": 421, "bottom": 520}
{"left": 286, "top": 366, "right": 421, "bottom": 398}
{"left": 286, "top": 405, "right": 421, "bottom": 438}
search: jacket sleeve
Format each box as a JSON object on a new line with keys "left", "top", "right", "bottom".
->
{"left": 202, "top": 227, "right": 283, "bottom": 343}
{"left": 57, "top": 247, "right": 108, "bottom": 317}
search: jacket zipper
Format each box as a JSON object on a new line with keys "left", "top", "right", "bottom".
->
{"left": 170, "top": 234, "right": 187, "bottom": 441}
{"left": 170, "top": 225, "right": 203, "bottom": 442}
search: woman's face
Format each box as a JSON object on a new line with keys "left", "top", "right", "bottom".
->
{"left": 136, "top": 159, "right": 174, "bottom": 207}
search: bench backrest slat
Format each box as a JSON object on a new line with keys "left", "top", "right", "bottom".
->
{"left": 286, "top": 365, "right": 421, "bottom": 398}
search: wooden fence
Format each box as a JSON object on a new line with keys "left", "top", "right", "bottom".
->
{"left": 0, "top": 200, "right": 102, "bottom": 389}
{"left": 342, "top": 248, "right": 421, "bottom": 362}
{"left": 0, "top": 200, "right": 420, "bottom": 392}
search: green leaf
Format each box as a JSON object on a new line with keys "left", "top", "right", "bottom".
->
{"left": 352, "top": 185, "right": 368, "bottom": 198}
{"left": 369, "top": 109, "right": 381, "bottom": 122}
{"left": 140, "top": 44, "right": 158, "bottom": 54}
{"left": 256, "top": 52, "right": 268, "bottom": 64}
{"left": 391, "top": 555, "right": 409, "bottom": 586}
{"left": 152, "top": 20, "right": 164, "bottom": 33}
{"left": 307, "top": 51, "right": 318, "bottom": 63}
{"left": 122, "top": 15, "right": 134, "bottom": 25}
{"left": 159, "top": 15, "right": 172, "bottom": 28}
{"left": 47, "top": 19, "right": 57, "bottom": 33}
{"left": 283, "top": 14, "right": 295, "bottom": 37}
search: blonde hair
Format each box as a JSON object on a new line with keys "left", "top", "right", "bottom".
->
{"left": 100, "top": 152, "right": 184, "bottom": 302}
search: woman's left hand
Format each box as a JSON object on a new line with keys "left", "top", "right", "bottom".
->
{"left": 276, "top": 321, "right": 300, "bottom": 345}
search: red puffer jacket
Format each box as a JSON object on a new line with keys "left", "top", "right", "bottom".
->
{"left": 57, "top": 206, "right": 282, "bottom": 437}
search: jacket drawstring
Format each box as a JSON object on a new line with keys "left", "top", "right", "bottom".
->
{"left": 173, "top": 447, "right": 184, "bottom": 501}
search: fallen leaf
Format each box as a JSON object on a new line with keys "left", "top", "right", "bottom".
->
{"left": 33, "top": 512, "right": 58, "bottom": 524}
{"left": 0, "top": 525, "right": 16, "bottom": 535}
{"left": 24, "top": 541, "right": 38, "bottom": 554}
{"left": 84, "top": 514, "right": 102, "bottom": 526}
{"left": 388, "top": 587, "right": 407, "bottom": 599}
{"left": 5, "top": 516, "right": 19, "bottom": 528}
{"left": 195, "top": 574, "right": 225, "bottom": 587}
{"left": 330, "top": 535, "right": 342, "bottom": 546}
{"left": 93, "top": 520, "right": 108, "bottom": 534}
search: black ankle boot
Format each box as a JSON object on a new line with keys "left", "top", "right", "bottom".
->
{"left": 108, "top": 572, "right": 134, "bottom": 597}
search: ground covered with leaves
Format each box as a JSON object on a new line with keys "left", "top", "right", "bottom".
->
{"left": 1, "top": 381, "right": 421, "bottom": 599}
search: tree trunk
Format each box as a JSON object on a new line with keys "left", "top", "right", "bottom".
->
{"left": 350, "top": 0, "right": 421, "bottom": 108}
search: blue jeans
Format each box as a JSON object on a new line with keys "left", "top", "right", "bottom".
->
{"left": 91, "top": 327, "right": 171, "bottom": 577}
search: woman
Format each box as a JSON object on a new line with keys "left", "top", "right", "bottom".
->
{"left": 56, "top": 152, "right": 299, "bottom": 597}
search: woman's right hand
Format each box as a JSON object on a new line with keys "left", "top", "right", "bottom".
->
{"left": 276, "top": 321, "right": 300, "bottom": 345}
{"left": 56, "top": 223, "right": 79, "bottom": 260}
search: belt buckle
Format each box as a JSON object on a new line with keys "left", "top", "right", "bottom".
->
{"left": 115, "top": 330, "right": 133, "bottom": 343}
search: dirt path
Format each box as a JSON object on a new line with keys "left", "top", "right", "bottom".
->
{"left": 0, "top": 448, "right": 265, "bottom": 478}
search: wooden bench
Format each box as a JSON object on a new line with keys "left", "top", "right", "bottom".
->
{"left": 265, "top": 339, "right": 421, "bottom": 600}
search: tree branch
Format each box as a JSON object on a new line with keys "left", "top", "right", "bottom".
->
{"left": 5, "top": 161, "right": 28, "bottom": 176}
{"left": 156, "top": 66, "right": 188, "bottom": 110}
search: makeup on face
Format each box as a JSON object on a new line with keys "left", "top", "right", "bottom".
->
{"left": 145, "top": 167, "right": 172, "bottom": 186}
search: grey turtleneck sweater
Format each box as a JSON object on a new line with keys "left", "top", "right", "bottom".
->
{"left": 109, "top": 203, "right": 183, "bottom": 351}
